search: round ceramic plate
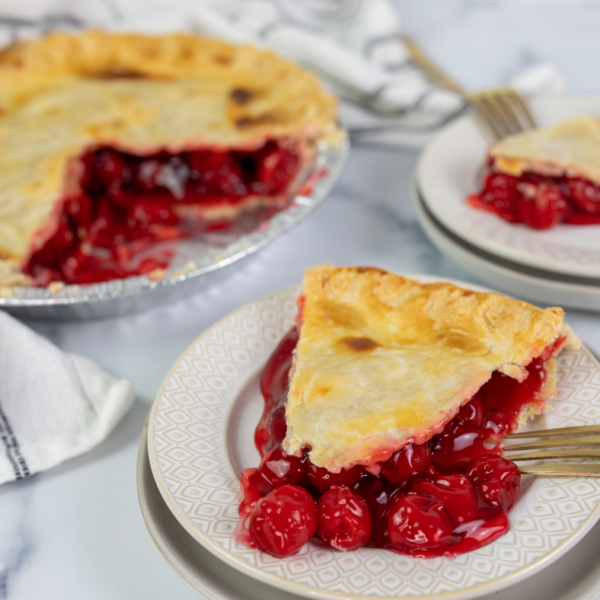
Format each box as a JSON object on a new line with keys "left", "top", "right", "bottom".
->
{"left": 412, "top": 183, "right": 600, "bottom": 312}
{"left": 417, "top": 95, "right": 600, "bottom": 279}
{"left": 147, "top": 282, "right": 600, "bottom": 600}
{"left": 138, "top": 421, "right": 600, "bottom": 600}
{"left": 0, "top": 138, "right": 347, "bottom": 320}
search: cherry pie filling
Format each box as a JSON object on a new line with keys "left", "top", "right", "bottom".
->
{"left": 468, "top": 161, "right": 600, "bottom": 230}
{"left": 24, "top": 140, "right": 300, "bottom": 286}
{"left": 238, "top": 322, "right": 566, "bottom": 559}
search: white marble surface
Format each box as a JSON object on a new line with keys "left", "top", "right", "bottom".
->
{"left": 2, "top": 1, "right": 600, "bottom": 599}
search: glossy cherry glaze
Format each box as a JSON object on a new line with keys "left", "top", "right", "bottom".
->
{"left": 25, "top": 140, "right": 300, "bottom": 285}
{"left": 240, "top": 327, "right": 561, "bottom": 558}
{"left": 468, "top": 167, "right": 600, "bottom": 230}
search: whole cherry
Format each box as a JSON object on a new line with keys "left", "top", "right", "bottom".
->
{"left": 380, "top": 442, "right": 431, "bottom": 485}
{"left": 464, "top": 454, "right": 521, "bottom": 511}
{"left": 317, "top": 486, "right": 372, "bottom": 551}
{"left": 248, "top": 485, "right": 317, "bottom": 558}
{"left": 257, "top": 446, "right": 307, "bottom": 489}
{"left": 388, "top": 493, "right": 453, "bottom": 551}
{"left": 307, "top": 462, "right": 365, "bottom": 493}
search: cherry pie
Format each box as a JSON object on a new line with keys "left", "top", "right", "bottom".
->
{"left": 468, "top": 118, "right": 600, "bottom": 229}
{"left": 0, "top": 31, "right": 339, "bottom": 289}
{"left": 237, "top": 265, "right": 580, "bottom": 558}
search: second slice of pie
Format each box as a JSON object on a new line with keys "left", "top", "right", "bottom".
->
{"left": 468, "top": 117, "right": 600, "bottom": 228}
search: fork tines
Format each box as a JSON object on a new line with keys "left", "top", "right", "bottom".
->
{"left": 504, "top": 425, "right": 600, "bottom": 477}
{"left": 469, "top": 87, "right": 537, "bottom": 139}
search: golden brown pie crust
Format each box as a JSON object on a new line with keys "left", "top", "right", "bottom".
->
{"left": 284, "top": 265, "right": 579, "bottom": 472}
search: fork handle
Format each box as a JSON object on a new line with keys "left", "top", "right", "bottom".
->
{"left": 519, "top": 463, "right": 600, "bottom": 477}
{"left": 402, "top": 36, "right": 466, "bottom": 97}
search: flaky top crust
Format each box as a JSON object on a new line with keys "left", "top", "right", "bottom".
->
{"left": 0, "top": 31, "right": 340, "bottom": 260}
{"left": 283, "top": 265, "right": 574, "bottom": 472}
{"left": 490, "top": 117, "right": 600, "bottom": 185}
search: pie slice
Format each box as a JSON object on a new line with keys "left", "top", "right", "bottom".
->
{"left": 468, "top": 117, "right": 600, "bottom": 229}
{"left": 0, "top": 31, "right": 340, "bottom": 288}
{"left": 238, "top": 265, "right": 580, "bottom": 559}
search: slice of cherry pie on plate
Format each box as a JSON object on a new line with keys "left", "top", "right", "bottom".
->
{"left": 0, "top": 31, "right": 344, "bottom": 316}
{"left": 469, "top": 117, "right": 600, "bottom": 229}
{"left": 418, "top": 95, "right": 600, "bottom": 279}
{"left": 148, "top": 265, "right": 600, "bottom": 600}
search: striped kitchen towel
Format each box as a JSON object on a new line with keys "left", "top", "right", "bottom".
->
{"left": 0, "top": 311, "right": 134, "bottom": 484}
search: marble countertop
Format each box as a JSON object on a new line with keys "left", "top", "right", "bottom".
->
{"left": 3, "top": 1, "right": 600, "bottom": 598}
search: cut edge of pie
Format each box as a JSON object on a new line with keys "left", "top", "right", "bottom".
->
{"left": 283, "top": 264, "right": 580, "bottom": 473}
{"left": 0, "top": 31, "right": 342, "bottom": 289}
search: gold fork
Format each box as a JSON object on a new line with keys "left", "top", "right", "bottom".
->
{"left": 402, "top": 36, "right": 537, "bottom": 139}
{"left": 503, "top": 425, "right": 600, "bottom": 477}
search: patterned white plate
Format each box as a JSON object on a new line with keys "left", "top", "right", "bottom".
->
{"left": 138, "top": 422, "right": 600, "bottom": 600}
{"left": 148, "top": 281, "right": 600, "bottom": 600}
{"left": 417, "top": 95, "right": 600, "bottom": 279}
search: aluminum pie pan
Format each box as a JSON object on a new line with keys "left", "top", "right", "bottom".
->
{"left": 1, "top": 137, "right": 348, "bottom": 320}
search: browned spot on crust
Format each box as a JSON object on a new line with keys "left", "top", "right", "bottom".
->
{"left": 314, "top": 385, "right": 332, "bottom": 397}
{"left": 180, "top": 46, "right": 193, "bottom": 60}
{"left": 93, "top": 69, "right": 146, "bottom": 80}
{"left": 213, "top": 54, "right": 232, "bottom": 66}
{"left": 235, "top": 112, "right": 279, "bottom": 129}
{"left": 354, "top": 266, "right": 388, "bottom": 275}
{"left": 340, "top": 337, "right": 380, "bottom": 352}
{"left": 314, "top": 299, "right": 366, "bottom": 329}
{"left": 435, "top": 329, "right": 488, "bottom": 355}
{"left": 230, "top": 87, "right": 253, "bottom": 104}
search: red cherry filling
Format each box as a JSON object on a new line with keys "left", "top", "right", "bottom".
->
{"left": 430, "top": 395, "right": 501, "bottom": 473}
{"left": 468, "top": 164, "right": 600, "bottom": 229}
{"left": 240, "top": 327, "right": 561, "bottom": 558}
{"left": 388, "top": 493, "right": 453, "bottom": 552}
{"left": 248, "top": 485, "right": 317, "bottom": 558}
{"left": 568, "top": 178, "right": 600, "bottom": 214}
{"left": 317, "top": 487, "right": 372, "bottom": 551}
{"left": 24, "top": 140, "right": 301, "bottom": 286}
{"left": 468, "top": 173, "right": 520, "bottom": 223}
{"left": 411, "top": 474, "right": 479, "bottom": 527}
{"left": 380, "top": 442, "right": 431, "bottom": 484}
{"left": 239, "top": 446, "right": 308, "bottom": 517}
{"left": 465, "top": 454, "right": 521, "bottom": 511}
{"left": 255, "top": 327, "right": 298, "bottom": 457}
{"left": 307, "top": 463, "right": 365, "bottom": 493}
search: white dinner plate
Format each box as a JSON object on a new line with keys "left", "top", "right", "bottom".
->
{"left": 138, "top": 421, "right": 600, "bottom": 600}
{"left": 417, "top": 95, "right": 600, "bottom": 278}
{"left": 147, "top": 283, "right": 600, "bottom": 600}
{"left": 412, "top": 183, "right": 600, "bottom": 312}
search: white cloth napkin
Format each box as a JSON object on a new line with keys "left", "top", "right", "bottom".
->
{"left": 0, "top": 312, "right": 135, "bottom": 484}
{"left": 0, "top": 0, "right": 567, "bottom": 148}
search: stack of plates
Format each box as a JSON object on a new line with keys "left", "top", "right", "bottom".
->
{"left": 138, "top": 285, "right": 600, "bottom": 600}
{"left": 414, "top": 95, "right": 600, "bottom": 312}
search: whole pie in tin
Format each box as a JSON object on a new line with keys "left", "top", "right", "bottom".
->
{"left": 0, "top": 31, "right": 340, "bottom": 288}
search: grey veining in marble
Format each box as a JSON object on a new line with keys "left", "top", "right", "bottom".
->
{"left": 1, "top": 2, "right": 600, "bottom": 599}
